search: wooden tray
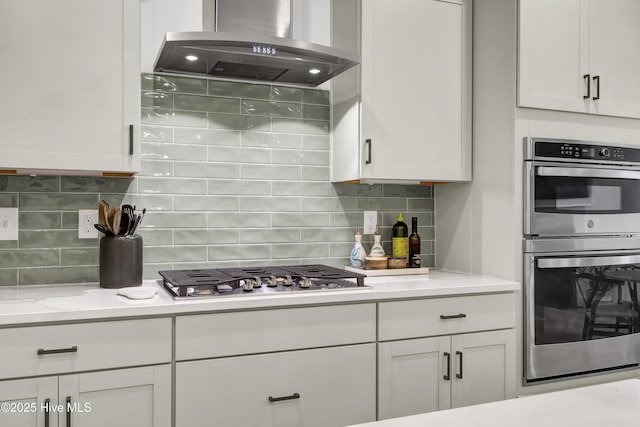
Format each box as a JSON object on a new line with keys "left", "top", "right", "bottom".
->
{"left": 344, "top": 266, "right": 430, "bottom": 276}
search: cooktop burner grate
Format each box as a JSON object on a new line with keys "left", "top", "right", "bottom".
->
{"left": 159, "top": 264, "right": 368, "bottom": 299}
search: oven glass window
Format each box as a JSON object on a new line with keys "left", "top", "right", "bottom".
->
{"left": 534, "top": 259, "right": 640, "bottom": 345}
{"left": 535, "top": 176, "right": 640, "bottom": 214}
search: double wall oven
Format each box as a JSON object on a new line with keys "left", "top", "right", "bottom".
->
{"left": 523, "top": 137, "right": 640, "bottom": 383}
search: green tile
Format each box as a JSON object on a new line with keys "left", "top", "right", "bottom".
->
{"left": 0, "top": 269, "right": 17, "bottom": 286}
{"left": 302, "top": 104, "right": 330, "bottom": 120}
{"left": 0, "top": 176, "right": 59, "bottom": 192}
{"left": 242, "top": 100, "right": 301, "bottom": 118}
{"left": 20, "top": 194, "right": 98, "bottom": 210}
{"left": 0, "top": 249, "right": 59, "bottom": 267}
{"left": 20, "top": 230, "right": 98, "bottom": 249}
{"left": 272, "top": 86, "right": 330, "bottom": 105}
{"left": 141, "top": 108, "right": 208, "bottom": 127}
{"left": 382, "top": 184, "right": 433, "bottom": 198}
{"left": 19, "top": 212, "right": 61, "bottom": 230}
{"left": 60, "top": 177, "right": 134, "bottom": 193}
{"left": 61, "top": 248, "right": 99, "bottom": 266}
{"left": 142, "top": 91, "right": 174, "bottom": 109}
{"left": 141, "top": 74, "right": 207, "bottom": 94}
{"left": 208, "top": 112, "right": 271, "bottom": 131}
{"left": 208, "top": 80, "right": 272, "bottom": 99}
{"left": 0, "top": 193, "right": 18, "bottom": 207}
{"left": 19, "top": 266, "right": 98, "bottom": 285}
{"left": 175, "top": 94, "right": 240, "bottom": 114}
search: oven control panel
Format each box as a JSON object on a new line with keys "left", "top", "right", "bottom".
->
{"left": 534, "top": 140, "right": 640, "bottom": 163}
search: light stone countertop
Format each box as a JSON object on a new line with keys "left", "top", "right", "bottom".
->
{"left": 0, "top": 269, "right": 519, "bottom": 326}
{"left": 346, "top": 379, "right": 640, "bottom": 427}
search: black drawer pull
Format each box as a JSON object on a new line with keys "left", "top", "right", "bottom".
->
{"left": 583, "top": 74, "right": 591, "bottom": 99}
{"left": 37, "top": 346, "right": 78, "bottom": 356}
{"left": 66, "top": 396, "right": 71, "bottom": 427}
{"left": 365, "top": 139, "right": 372, "bottom": 164}
{"left": 268, "top": 393, "right": 300, "bottom": 403}
{"left": 129, "top": 124, "right": 134, "bottom": 155}
{"left": 456, "top": 350, "right": 464, "bottom": 379}
{"left": 440, "top": 313, "right": 467, "bottom": 320}
{"left": 44, "top": 398, "right": 50, "bottom": 427}
{"left": 443, "top": 352, "right": 451, "bottom": 380}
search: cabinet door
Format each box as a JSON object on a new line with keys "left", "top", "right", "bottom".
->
{"left": 450, "top": 330, "right": 516, "bottom": 408}
{"left": 0, "top": 0, "right": 140, "bottom": 174}
{"left": 360, "top": 0, "right": 471, "bottom": 182}
{"left": 59, "top": 365, "right": 171, "bottom": 427}
{"left": 176, "top": 344, "right": 376, "bottom": 427}
{"left": 518, "top": 0, "right": 589, "bottom": 113}
{"left": 588, "top": 0, "right": 640, "bottom": 118}
{"left": 378, "top": 336, "right": 451, "bottom": 420}
{"left": 0, "top": 377, "right": 57, "bottom": 427}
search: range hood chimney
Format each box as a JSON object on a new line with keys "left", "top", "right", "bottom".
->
{"left": 153, "top": 0, "right": 359, "bottom": 87}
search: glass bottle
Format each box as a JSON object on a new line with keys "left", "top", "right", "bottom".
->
{"left": 392, "top": 213, "right": 409, "bottom": 265}
{"left": 409, "top": 217, "right": 421, "bottom": 268}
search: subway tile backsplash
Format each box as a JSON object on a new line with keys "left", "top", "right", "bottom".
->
{"left": 0, "top": 74, "right": 435, "bottom": 286}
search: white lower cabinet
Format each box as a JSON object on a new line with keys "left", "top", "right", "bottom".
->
{"left": 378, "top": 330, "right": 516, "bottom": 419}
{"left": 175, "top": 344, "right": 376, "bottom": 427}
{"left": 377, "top": 294, "right": 517, "bottom": 420}
{"left": 0, "top": 318, "right": 172, "bottom": 427}
{"left": 0, "top": 365, "right": 171, "bottom": 427}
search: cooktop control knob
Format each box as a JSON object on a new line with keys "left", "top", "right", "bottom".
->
{"left": 253, "top": 276, "right": 262, "bottom": 287}
{"left": 242, "top": 280, "right": 254, "bottom": 292}
{"left": 599, "top": 147, "right": 610, "bottom": 157}
{"left": 299, "top": 277, "right": 311, "bottom": 288}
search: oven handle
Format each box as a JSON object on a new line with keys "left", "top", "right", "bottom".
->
{"left": 536, "top": 166, "right": 640, "bottom": 180}
{"left": 538, "top": 255, "right": 640, "bottom": 269}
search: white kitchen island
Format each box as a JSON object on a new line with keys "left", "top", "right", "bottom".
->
{"left": 346, "top": 379, "right": 640, "bottom": 427}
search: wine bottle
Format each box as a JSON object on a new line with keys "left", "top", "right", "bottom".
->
{"left": 409, "top": 217, "right": 421, "bottom": 268}
{"left": 392, "top": 213, "right": 409, "bottom": 265}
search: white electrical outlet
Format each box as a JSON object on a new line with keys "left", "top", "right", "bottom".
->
{"left": 78, "top": 209, "right": 99, "bottom": 239}
{"left": 0, "top": 208, "right": 19, "bottom": 241}
{"left": 363, "top": 210, "right": 377, "bottom": 234}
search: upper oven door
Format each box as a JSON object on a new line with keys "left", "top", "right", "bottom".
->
{"left": 524, "top": 161, "right": 640, "bottom": 237}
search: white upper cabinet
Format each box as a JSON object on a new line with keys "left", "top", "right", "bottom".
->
{"left": 518, "top": 0, "right": 640, "bottom": 119}
{"left": 331, "top": 0, "right": 472, "bottom": 184}
{"left": 0, "top": 0, "right": 141, "bottom": 176}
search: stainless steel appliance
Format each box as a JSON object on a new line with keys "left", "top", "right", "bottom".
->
{"left": 523, "top": 137, "right": 640, "bottom": 383}
{"left": 159, "top": 264, "right": 369, "bottom": 299}
{"left": 154, "top": 0, "right": 359, "bottom": 87}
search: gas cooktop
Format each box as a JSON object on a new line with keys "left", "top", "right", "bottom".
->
{"left": 159, "top": 264, "right": 369, "bottom": 299}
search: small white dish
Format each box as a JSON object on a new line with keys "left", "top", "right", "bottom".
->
{"left": 117, "top": 287, "right": 158, "bottom": 300}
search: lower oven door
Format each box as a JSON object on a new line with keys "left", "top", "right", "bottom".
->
{"left": 524, "top": 162, "right": 640, "bottom": 237}
{"left": 524, "top": 251, "right": 640, "bottom": 383}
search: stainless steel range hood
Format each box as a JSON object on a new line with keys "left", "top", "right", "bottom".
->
{"left": 153, "top": 0, "right": 359, "bottom": 87}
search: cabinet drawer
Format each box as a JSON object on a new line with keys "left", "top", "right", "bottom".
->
{"left": 378, "top": 293, "right": 516, "bottom": 341}
{"left": 176, "top": 304, "right": 376, "bottom": 360}
{"left": 176, "top": 344, "right": 376, "bottom": 427}
{"left": 0, "top": 318, "right": 171, "bottom": 379}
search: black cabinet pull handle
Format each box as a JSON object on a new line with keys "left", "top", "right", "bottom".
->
{"left": 268, "top": 393, "right": 300, "bottom": 403}
{"left": 440, "top": 313, "right": 466, "bottom": 320}
{"left": 129, "top": 124, "right": 134, "bottom": 155}
{"left": 66, "top": 396, "right": 72, "bottom": 427}
{"left": 443, "top": 352, "right": 451, "bottom": 380}
{"left": 37, "top": 346, "right": 78, "bottom": 356}
{"left": 583, "top": 74, "right": 591, "bottom": 99}
{"left": 44, "top": 398, "right": 50, "bottom": 427}
{"left": 365, "top": 138, "right": 372, "bottom": 164}
{"left": 456, "top": 351, "right": 464, "bottom": 379}
{"left": 592, "top": 75, "right": 600, "bottom": 100}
